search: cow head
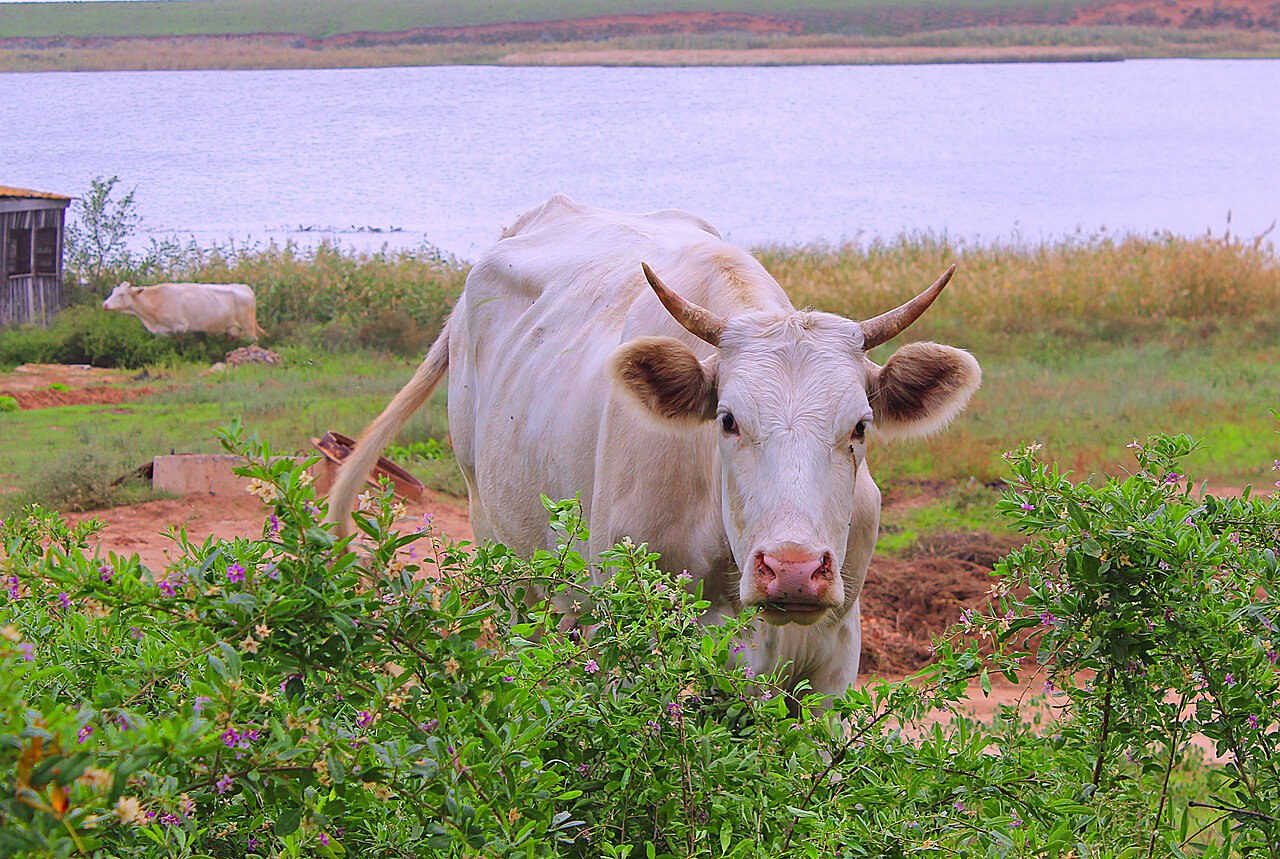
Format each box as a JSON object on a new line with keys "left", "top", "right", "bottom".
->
{"left": 611, "top": 264, "right": 980, "bottom": 627}
{"left": 103, "top": 282, "right": 140, "bottom": 312}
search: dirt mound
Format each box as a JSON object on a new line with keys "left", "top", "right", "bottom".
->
{"left": 225, "top": 345, "right": 283, "bottom": 366}
{"left": 860, "top": 531, "right": 1024, "bottom": 673}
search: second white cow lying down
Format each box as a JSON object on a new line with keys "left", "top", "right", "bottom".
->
{"left": 103, "top": 281, "right": 265, "bottom": 341}
{"left": 331, "top": 195, "right": 981, "bottom": 696}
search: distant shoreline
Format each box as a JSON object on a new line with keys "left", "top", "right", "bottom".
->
{"left": 4, "top": 35, "right": 1280, "bottom": 74}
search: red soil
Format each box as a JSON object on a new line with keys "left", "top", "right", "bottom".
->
{"left": 0, "top": 363, "right": 152, "bottom": 411}
{"left": 1071, "top": 0, "right": 1280, "bottom": 29}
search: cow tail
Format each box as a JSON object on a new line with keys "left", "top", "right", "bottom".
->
{"left": 326, "top": 315, "right": 452, "bottom": 536}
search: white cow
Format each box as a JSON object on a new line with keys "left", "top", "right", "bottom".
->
{"left": 102, "top": 282, "right": 265, "bottom": 341}
{"left": 331, "top": 195, "right": 980, "bottom": 695}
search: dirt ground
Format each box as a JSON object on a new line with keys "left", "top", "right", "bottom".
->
{"left": 0, "top": 363, "right": 153, "bottom": 410}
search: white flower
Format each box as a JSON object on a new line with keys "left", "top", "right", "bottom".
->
{"left": 245, "top": 477, "right": 280, "bottom": 503}
{"left": 115, "top": 796, "right": 146, "bottom": 825}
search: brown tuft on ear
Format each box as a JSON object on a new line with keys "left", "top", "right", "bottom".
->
{"left": 610, "top": 336, "right": 716, "bottom": 424}
{"left": 870, "top": 342, "right": 981, "bottom": 440}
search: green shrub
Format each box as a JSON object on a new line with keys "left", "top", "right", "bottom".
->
{"left": 0, "top": 307, "right": 244, "bottom": 370}
{"left": 0, "top": 396, "right": 16, "bottom": 413}
{"left": 6, "top": 448, "right": 158, "bottom": 513}
{"left": 0, "top": 324, "right": 62, "bottom": 368}
{"left": 1, "top": 425, "right": 1277, "bottom": 857}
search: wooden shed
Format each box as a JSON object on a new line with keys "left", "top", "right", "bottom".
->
{"left": 1, "top": 185, "right": 71, "bottom": 327}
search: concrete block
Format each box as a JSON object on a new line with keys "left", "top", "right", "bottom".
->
{"left": 151, "top": 454, "right": 337, "bottom": 497}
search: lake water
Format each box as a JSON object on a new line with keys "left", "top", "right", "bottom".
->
{"left": 1, "top": 59, "right": 1278, "bottom": 259}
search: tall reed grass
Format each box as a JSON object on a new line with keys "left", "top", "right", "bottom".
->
{"left": 759, "top": 229, "right": 1280, "bottom": 351}
{"left": 81, "top": 229, "right": 1279, "bottom": 355}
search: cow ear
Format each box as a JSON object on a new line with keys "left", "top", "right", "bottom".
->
{"left": 610, "top": 336, "right": 717, "bottom": 424}
{"left": 868, "top": 342, "right": 980, "bottom": 441}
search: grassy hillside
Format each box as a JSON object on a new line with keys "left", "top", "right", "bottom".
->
{"left": 0, "top": 0, "right": 1086, "bottom": 39}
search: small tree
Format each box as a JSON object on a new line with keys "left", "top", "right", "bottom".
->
{"left": 64, "top": 175, "right": 140, "bottom": 290}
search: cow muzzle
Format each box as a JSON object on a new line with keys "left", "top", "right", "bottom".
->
{"left": 748, "top": 545, "right": 838, "bottom": 626}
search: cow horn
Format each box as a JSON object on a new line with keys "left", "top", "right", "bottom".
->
{"left": 642, "top": 262, "right": 727, "bottom": 347}
{"left": 859, "top": 264, "right": 956, "bottom": 351}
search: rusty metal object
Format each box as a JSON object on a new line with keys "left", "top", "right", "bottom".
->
{"left": 311, "top": 431, "right": 424, "bottom": 502}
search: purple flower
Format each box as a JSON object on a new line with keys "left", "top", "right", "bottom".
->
{"left": 731, "top": 642, "right": 746, "bottom": 655}
{"left": 1267, "top": 650, "right": 1278, "bottom": 665}
{"left": 58, "top": 592, "right": 71, "bottom": 610}
{"left": 222, "top": 728, "right": 240, "bottom": 748}
{"left": 227, "top": 563, "right": 246, "bottom": 584}
{"left": 502, "top": 675, "right": 514, "bottom": 683}
{"left": 1224, "top": 673, "right": 1236, "bottom": 687}
{"left": 159, "top": 581, "right": 176, "bottom": 598}
{"left": 98, "top": 564, "right": 113, "bottom": 582}
{"left": 419, "top": 719, "right": 439, "bottom": 732}
{"left": 215, "top": 774, "right": 233, "bottom": 794}
{"left": 583, "top": 659, "right": 599, "bottom": 674}
{"left": 247, "top": 836, "right": 259, "bottom": 850}
{"left": 666, "top": 701, "right": 683, "bottom": 720}
{"left": 1019, "top": 502, "right": 1035, "bottom": 511}
{"left": 577, "top": 762, "right": 591, "bottom": 776}
{"left": 267, "top": 514, "right": 281, "bottom": 536}
{"left": 77, "top": 724, "right": 93, "bottom": 743}
{"left": 953, "top": 801, "right": 966, "bottom": 813}
{"left": 19, "top": 642, "right": 34, "bottom": 661}
{"left": 1042, "top": 680, "right": 1055, "bottom": 694}
{"left": 356, "top": 710, "right": 374, "bottom": 728}
{"left": 6, "top": 576, "right": 19, "bottom": 600}
{"left": 1248, "top": 714, "right": 1259, "bottom": 730}
{"left": 1163, "top": 472, "right": 1182, "bottom": 484}
{"left": 1039, "top": 612, "right": 1059, "bottom": 628}
{"left": 116, "top": 714, "right": 133, "bottom": 730}
{"left": 318, "top": 833, "right": 330, "bottom": 846}
{"left": 159, "top": 812, "right": 181, "bottom": 827}
{"left": 193, "top": 696, "right": 210, "bottom": 714}
{"left": 1011, "top": 810, "right": 1023, "bottom": 828}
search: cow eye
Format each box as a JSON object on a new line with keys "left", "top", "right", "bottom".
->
{"left": 852, "top": 420, "right": 867, "bottom": 442}
{"left": 720, "top": 412, "right": 739, "bottom": 436}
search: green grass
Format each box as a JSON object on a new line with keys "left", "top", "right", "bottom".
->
{"left": 0, "top": 347, "right": 452, "bottom": 514}
{"left": 0, "top": 0, "right": 1088, "bottom": 40}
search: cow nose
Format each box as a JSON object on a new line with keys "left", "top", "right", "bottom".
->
{"left": 755, "top": 547, "right": 835, "bottom": 602}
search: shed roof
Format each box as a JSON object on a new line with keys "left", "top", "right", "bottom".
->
{"left": 0, "top": 185, "right": 71, "bottom": 201}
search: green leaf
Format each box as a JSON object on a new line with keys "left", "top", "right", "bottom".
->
{"left": 275, "top": 807, "right": 303, "bottom": 837}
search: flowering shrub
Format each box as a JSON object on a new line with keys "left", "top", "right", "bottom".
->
{"left": 943, "top": 434, "right": 1280, "bottom": 854}
{"left": 1, "top": 424, "right": 1277, "bottom": 857}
